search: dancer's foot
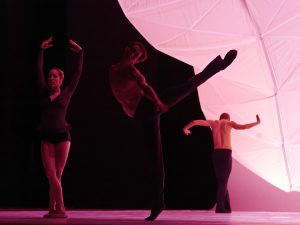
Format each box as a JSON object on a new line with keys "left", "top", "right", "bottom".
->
{"left": 220, "top": 49, "right": 237, "bottom": 70}
{"left": 145, "top": 205, "right": 165, "bottom": 221}
{"left": 43, "top": 210, "right": 68, "bottom": 218}
{"left": 55, "top": 210, "right": 68, "bottom": 218}
{"left": 56, "top": 203, "right": 66, "bottom": 212}
{"left": 43, "top": 211, "right": 54, "bottom": 218}
{"left": 45, "top": 203, "right": 68, "bottom": 218}
{"left": 215, "top": 208, "right": 231, "bottom": 213}
{"left": 49, "top": 207, "right": 56, "bottom": 214}
{"left": 224, "top": 203, "right": 231, "bottom": 212}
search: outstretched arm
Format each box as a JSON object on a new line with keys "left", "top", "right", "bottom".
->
{"left": 183, "top": 120, "right": 211, "bottom": 135}
{"left": 133, "top": 69, "right": 168, "bottom": 113}
{"left": 37, "top": 36, "right": 53, "bottom": 93}
{"left": 230, "top": 114, "right": 260, "bottom": 130}
{"left": 64, "top": 39, "right": 83, "bottom": 93}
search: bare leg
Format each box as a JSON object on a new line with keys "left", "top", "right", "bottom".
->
{"left": 54, "top": 141, "right": 70, "bottom": 213}
{"left": 41, "top": 141, "right": 63, "bottom": 216}
{"left": 49, "top": 190, "right": 55, "bottom": 213}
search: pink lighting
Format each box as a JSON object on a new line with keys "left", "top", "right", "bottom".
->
{"left": 118, "top": 0, "right": 300, "bottom": 192}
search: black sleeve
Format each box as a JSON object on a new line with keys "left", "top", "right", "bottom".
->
{"left": 36, "top": 49, "right": 47, "bottom": 93}
{"left": 65, "top": 50, "right": 84, "bottom": 94}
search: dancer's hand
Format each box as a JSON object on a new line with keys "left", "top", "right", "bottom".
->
{"left": 40, "top": 36, "right": 53, "bottom": 49}
{"left": 69, "top": 39, "right": 82, "bottom": 53}
{"left": 183, "top": 128, "right": 191, "bottom": 135}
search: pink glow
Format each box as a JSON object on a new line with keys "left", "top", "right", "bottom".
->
{"left": 2, "top": 210, "right": 300, "bottom": 224}
{"left": 118, "top": 0, "right": 300, "bottom": 192}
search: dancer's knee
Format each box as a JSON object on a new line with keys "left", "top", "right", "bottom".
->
{"left": 56, "top": 171, "right": 62, "bottom": 182}
{"left": 46, "top": 170, "right": 60, "bottom": 185}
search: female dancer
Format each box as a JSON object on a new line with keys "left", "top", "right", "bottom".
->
{"left": 36, "top": 37, "right": 83, "bottom": 218}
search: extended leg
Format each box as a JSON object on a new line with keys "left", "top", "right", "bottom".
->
{"left": 159, "top": 50, "right": 237, "bottom": 109}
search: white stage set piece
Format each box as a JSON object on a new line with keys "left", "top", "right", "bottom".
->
{"left": 118, "top": 0, "right": 300, "bottom": 192}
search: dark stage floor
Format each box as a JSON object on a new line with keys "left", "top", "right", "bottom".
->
{"left": 0, "top": 210, "right": 299, "bottom": 225}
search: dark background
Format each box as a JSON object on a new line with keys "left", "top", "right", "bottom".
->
{"left": 0, "top": 0, "right": 216, "bottom": 209}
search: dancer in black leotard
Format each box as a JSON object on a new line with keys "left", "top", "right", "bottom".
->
{"left": 109, "top": 41, "right": 237, "bottom": 220}
{"left": 36, "top": 36, "right": 83, "bottom": 218}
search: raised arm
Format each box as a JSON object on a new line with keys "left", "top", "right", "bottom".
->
{"left": 64, "top": 39, "right": 83, "bottom": 93}
{"left": 37, "top": 37, "right": 53, "bottom": 93}
{"left": 183, "top": 120, "right": 211, "bottom": 135}
{"left": 132, "top": 68, "right": 168, "bottom": 113}
{"left": 230, "top": 114, "right": 260, "bottom": 130}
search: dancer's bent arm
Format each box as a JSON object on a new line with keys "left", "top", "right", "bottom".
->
{"left": 37, "top": 36, "right": 53, "bottom": 93}
{"left": 183, "top": 120, "right": 212, "bottom": 135}
{"left": 230, "top": 115, "right": 260, "bottom": 130}
{"left": 64, "top": 39, "right": 83, "bottom": 94}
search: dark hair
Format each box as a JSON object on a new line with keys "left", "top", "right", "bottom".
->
{"left": 128, "top": 41, "right": 147, "bottom": 62}
{"left": 220, "top": 112, "right": 230, "bottom": 120}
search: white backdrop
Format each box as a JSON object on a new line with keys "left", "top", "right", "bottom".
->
{"left": 117, "top": 0, "right": 300, "bottom": 196}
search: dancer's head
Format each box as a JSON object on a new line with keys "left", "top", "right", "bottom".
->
{"left": 220, "top": 112, "right": 230, "bottom": 120}
{"left": 124, "top": 41, "right": 148, "bottom": 64}
{"left": 47, "top": 67, "right": 64, "bottom": 91}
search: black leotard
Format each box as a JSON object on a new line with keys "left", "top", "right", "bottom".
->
{"left": 36, "top": 49, "right": 83, "bottom": 133}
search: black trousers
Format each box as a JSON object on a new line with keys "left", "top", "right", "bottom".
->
{"left": 212, "top": 149, "right": 232, "bottom": 211}
{"left": 134, "top": 55, "right": 225, "bottom": 209}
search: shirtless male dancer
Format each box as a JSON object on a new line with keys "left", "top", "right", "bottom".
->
{"left": 109, "top": 41, "right": 237, "bottom": 220}
{"left": 183, "top": 113, "right": 260, "bottom": 213}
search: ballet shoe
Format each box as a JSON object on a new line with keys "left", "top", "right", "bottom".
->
{"left": 43, "top": 210, "right": 68, "bottom": 218}
{"left": 215, "top": 208, "right": 231, "bottom": 213}
{"left": 220, "top": 49, "right": 237, "bottom": 70}
{"left": 145, "top": 205, "right": 165, "bottom": 221}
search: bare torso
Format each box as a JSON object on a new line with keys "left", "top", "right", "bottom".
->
{"left": 209, "top": 120, "right": 233, "bottom": 150}
{"left": 109, "top": 64, "right": 144, "bottom": 118}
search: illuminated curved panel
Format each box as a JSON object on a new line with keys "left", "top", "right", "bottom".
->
{"left": 118, "top": 0, "right": 300, "bottom": 191}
